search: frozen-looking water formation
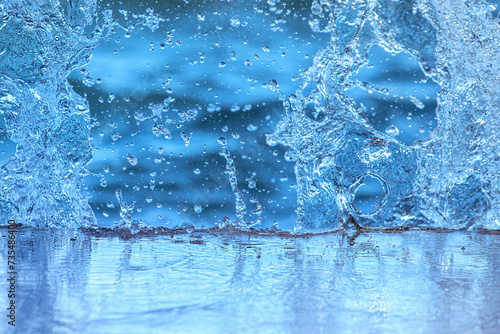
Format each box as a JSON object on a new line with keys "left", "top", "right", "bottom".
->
{"left": 0, "top": 0, "right": 499, "bottom": 231}
{"left": 269, "top": 0, "right": 500, "bottom": 232}
{"left": 0, "top": 0, "right": 101, "bottom": 227}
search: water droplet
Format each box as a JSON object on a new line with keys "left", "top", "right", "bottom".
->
{"left": 111, "top": 132, "right": 121, "bottom": 141}
{"left": 193, "top": 168, "right": 201, "bottom": 175}
{"left": 180, "top": 131, "right": 191, "bottom": 147}
{"left": 410, "top": 95, "right": 425, "bottom": 109}
{"left": 83, "top": 76, "right": 95, "bottom": 87}
{"left": 180, "top": 221, "right": 195, "bottom": 233}
{"left": 247, "top": 123, "right": 258, "bottom": 132}
{"left": 217, "top": 136, "right": 227, "bottom": 146}
{"left": 126, "top": 153, "right": 138, "bottom": 166}
{"left": 146, "top": 196, "right": 153, "bottom": 203}
{"left": 266, "top": 134, "right": 278, "bottom": 147}
{"left": 230, "top": 17, "right": 240, "bottom": 27}
{"left": 231, "top": 104, "right": 240, "bottom": 112}
{"left": 267, "top": 79, "right": 279, "bottom": 91}
{"left": 311, "top": 3, "right": 322, "bottom": 15}
{"left": 194, "top": 204, "right": 202, "bottom": 213}
{"left": 207, "top": 103, "right": 217, "bottom": 113}
{"left": 385, "top": 125, "right": 400, "bottom": 137}
{"left": 284, "top": 149, "right": 298, "bottom": 162}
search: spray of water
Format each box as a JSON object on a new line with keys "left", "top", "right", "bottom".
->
{"left": 1, "top": 0, "right": 499, "bottom": 232}
{"left": 0, "top": 0, "right": 104, "bottom": 227}
{"left": 268, "top": 0, "right": 500, "bottom": 232}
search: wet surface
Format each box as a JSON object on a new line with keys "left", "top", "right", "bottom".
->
{"left": 1, "top": 228, "right": 499, "bottom": 333}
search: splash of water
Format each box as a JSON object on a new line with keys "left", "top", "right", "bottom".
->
{"left": 269, "top": 0, "right": 500, "bottom": 232}
{"left": 0, "top": 0, "right": 102, "bottom": 227}
{"left": 1, "top": 0, "right": 499, "bottom": 232}
{"left": 217, "top": 136, "right": 262, "bottom": 228}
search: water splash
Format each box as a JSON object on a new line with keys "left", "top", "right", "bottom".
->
{"left": 270, "top": 0, "right": 500, "bottom": 232}
{"left": 1, "top": 0, "right": 498, "bottom": 232}
{"left": 217, "top": 136, "right": 262, "bottom": 229}
{"left": 218, "top": 136, "right": 248, "bottom": 226}
{"left": 0, "top": 0, "right": 103, "bottom": 227}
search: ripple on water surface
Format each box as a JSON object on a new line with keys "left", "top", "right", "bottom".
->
{"left": 1, "top": 228, "right": 499, "bottom": 333}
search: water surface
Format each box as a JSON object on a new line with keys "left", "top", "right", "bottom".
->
{"left": 1, "top": 228, "right": 499, "bottom": 333}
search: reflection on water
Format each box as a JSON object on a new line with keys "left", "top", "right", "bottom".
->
{"left": 1, "top": 229, "right": 499, "bottom": 333}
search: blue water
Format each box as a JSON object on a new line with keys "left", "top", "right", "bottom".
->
{"left": 1, "top": 1, "right": 500, "bottom": 332}
{"left": 2, "top": 0, "right": 499, "bottom": 231}
{"left": 1, "top": 228, "right": 500, "bottom": 333}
